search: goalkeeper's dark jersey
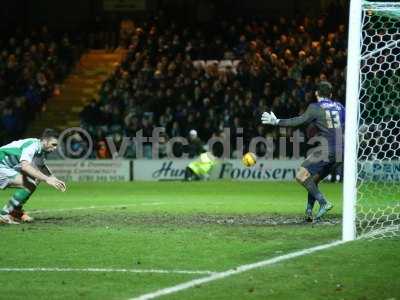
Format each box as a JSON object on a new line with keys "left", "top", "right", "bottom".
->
{"left": 278, "top": 99, "right": 345, "bottom": 154}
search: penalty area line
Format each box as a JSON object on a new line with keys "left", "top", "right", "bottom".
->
{"left": 0, "top": 267, "right": 216, "bottom": 275}
{"left": 130, "top": 240, "right": 347, "bottom": 300}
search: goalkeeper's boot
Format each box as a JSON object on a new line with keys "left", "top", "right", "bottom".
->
{"left": 11, "top": 209, "right": 34, "bottom": 223}
{"left": 305, "top": 209, "right": 313, "bottom": 223}
{"left": 315, "top": 201, "right": 333, "bottom": 220}
{"left": 0, "top": 214, "right": 20, "bottom": 225}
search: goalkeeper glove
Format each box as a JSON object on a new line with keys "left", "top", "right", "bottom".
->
{"left": 261, "top": 111, "right": 279, "bottom": 125}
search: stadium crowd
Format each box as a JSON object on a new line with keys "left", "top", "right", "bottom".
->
{"left": 81, "top": 5, "right": 348, "bottom": 159}
{"left": 0, "top": 26, "right": 80, "bottom": 144}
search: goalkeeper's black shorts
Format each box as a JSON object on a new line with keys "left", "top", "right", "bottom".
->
{"left": 301, "top": 150, "right": 342, "bottom": 178}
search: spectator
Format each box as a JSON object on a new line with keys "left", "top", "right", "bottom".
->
{"left": 81, "top": 10, "right": 348, "bottom": 158}
{"left": 0, "top": 27, "right": 82, "bottom": 142}
{"left": 186, "top": 129, "right": 205, "bottom": 158}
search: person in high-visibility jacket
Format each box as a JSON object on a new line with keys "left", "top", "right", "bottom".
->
{"left": 184, "top": 152, "right": 217, "bottom": 181}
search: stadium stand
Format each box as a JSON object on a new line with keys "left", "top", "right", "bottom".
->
{"left": 80, "top": 5, "right": 347, "bottom": 158}
{"left": 0, "top": 26, "right": 82, "bottom": 144}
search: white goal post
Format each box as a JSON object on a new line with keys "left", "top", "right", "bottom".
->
{"left": 343, "top": 0, "right": 400, "bottom": 241}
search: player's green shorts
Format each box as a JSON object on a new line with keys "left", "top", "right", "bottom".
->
{"left": 0, "top": 165, "right": 18, "bottom": 190}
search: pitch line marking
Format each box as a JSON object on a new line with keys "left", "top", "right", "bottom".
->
{"left": 0, "top": 267, "right": 216, "bottom": 275}
{"left": 130, "top": 240, "right": 347, "bottom": 300}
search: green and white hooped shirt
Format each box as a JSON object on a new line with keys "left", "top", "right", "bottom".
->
{"left": 0, "top": 138, "right": 43, "bottom": 171}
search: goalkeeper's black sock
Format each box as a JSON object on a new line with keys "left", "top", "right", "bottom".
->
{"left": 307, "top": 193, "right": 316, "bottom": 211}
{"left": 302, "top": 177, "right": 326, "bottom": 206}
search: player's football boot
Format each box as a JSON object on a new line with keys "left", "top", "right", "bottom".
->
{"left": 305, "top": 209, "right": 313, "bottom": 222}
{"left": 314, "top": 201, "right": 333, "bottom": 220}
{"left": 11, "top": 209, "right": 34, "bottom": 223}
{"left": 0, "top": 214, "right": 20, "bottom": 224}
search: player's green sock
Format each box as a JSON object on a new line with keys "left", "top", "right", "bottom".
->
{"left": 1, "top": 189, "right": 32, "bottom": 214}
{"left": 302, "top": 177, "right": 326, "bottom": 206}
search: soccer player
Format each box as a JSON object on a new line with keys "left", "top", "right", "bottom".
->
{"left": 261, "top": 81, "right": 345, "bottom": 222}
{"left": 0, "top": 129, "right": 66, "bottom": 224}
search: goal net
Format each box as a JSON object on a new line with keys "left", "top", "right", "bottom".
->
{"left": 356, "top": 1, "right": 400, "bottom": 239}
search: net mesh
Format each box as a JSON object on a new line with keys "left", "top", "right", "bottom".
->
{"left": 357, "top": 1, "right": 400, "bottom": 238}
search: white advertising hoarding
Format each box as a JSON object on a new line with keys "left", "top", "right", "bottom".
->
{"left": 133, "top": 159, "right": 302, "bottom": 181}
{"left": 44, "top": 159, "right": 398, "bottom": 182}
{"left": 46, "top": 160, "right": 130, "bottom": 182}
{"left": 359, "top": 160, "right": 400, "bottom": 181}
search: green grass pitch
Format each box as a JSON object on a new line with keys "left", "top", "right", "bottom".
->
{"left": 0, "top": 181, "right": 399, "bottom": 300}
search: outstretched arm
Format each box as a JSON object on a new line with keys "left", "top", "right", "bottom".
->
{"left": 278, "top": 105, "right": 317, "bottom": 127}
{"left": 21, "top": 161, "right": 50, "bottom": 182}
{"left": 262, "top": 104, "right": 317, "bottom": 127}
{"left": 21, "top": 161, "right": 66, "bottom": 191}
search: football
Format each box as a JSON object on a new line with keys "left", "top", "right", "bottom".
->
{"left": 242, "top": 152, "right": 257, "bottom": 167}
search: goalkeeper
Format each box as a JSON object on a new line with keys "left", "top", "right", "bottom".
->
{"left": 261, "top": 81, "right": 345, "bottom": 222}
{"left": 0, "top": 129, "right": 66, "bottom": 224}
